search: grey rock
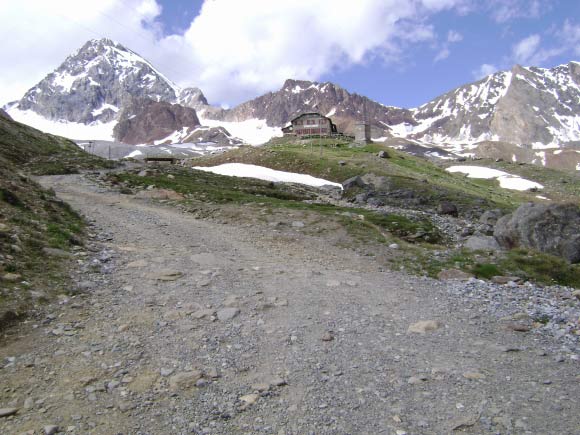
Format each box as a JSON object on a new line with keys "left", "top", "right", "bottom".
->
{"left": 464, "top": 235, "right": 501, "bottom": 251}
{"left": 44, "top": 426, "right": 59, "bottom": 435}
{"left": 342, "top": 176, "right": 366, "bottom": 191}
{"left": 216, "top": 307, "right": 240, "bottom": 321}
{"left": 0, "top": 407, "right": 19, "bottom": 417}
{"left": 494, "top": 202, "right": 580, "bottom": 262}
{"left": 479, "top": 209, "right": 504, "bottom": 226}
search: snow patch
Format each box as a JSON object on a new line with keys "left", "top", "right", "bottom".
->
{"left": 446, "top": 165, "right": 543, "bottom": 191}
{"left": 198, "top": 115, "right": 282, "bottom": 145}
{"left": 193, "top": 163, "right": 342, "bottom": 189}
{"left": 126, "top": 150, "right": 143, "bottom": 158}
{"left": 7, "top": 108, "right": 115, "bottom": 141}
{"left": 92, "top": 103, "right": 119, "bottom": 117}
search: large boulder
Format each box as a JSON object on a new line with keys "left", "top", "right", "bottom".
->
{"left": 494, "top": 203, "right": 580, "bottom": 262}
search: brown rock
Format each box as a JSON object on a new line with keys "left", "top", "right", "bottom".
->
{"left": 437, "top": 269, "right": 472, "bottom": 281}
{"left": 2, "top": 273, "right": 22, "bottom": 282}
{"left": 408, "top": 320, "right": 442, "bottom": 334}
{"left": 169, "top": 371, "right": 203, "bottom": 391}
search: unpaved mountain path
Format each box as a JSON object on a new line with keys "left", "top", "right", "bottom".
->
{"left": 1, "top": 174, "right": 579, "bottom": 435}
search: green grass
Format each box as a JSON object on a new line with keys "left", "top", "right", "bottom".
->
{"left": 192, "top": 139, "right": 554, "bottom": 216}
{"left": 499, "top": 248, "right": 580, "bottom": 287}
{"left": 0, "top": 115, "right": 98, "bottom": 328}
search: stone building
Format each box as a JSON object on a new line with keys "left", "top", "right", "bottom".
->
{"left": 282, "top": 112, "right": 338, "bottom": 137}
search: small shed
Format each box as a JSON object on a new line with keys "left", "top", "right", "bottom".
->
{"left": 284, "top": 112, "right": 338, "bottom": 137}
{"left": 144, "top": 156, "right": 179, "bottom": 165}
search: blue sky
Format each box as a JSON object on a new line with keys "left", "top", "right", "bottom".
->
{"left": 1, "top": 1, "right": 579, "bottom": 109}
{"left": 153, "top": 0, "right": 580, "bottom": 108}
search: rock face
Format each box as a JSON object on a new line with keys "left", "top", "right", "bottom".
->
{"left": 408, "top": 62, "right": 580, "bottom": 147}
{"left": 14, "top": 38, "right": 185, "bottom": 124}
{"left": 494, "top": 203, "right": 580, "bottom": 262}
{"left": 113, "top": 98, "right": 200, "bottom": 144}
{"left": 182, "top": 126, "right": 243, "bottom": 146}
{"left": 206, "top": 78, "right": 415, "bottom": 136}
{"left": 177, "top": 87, "right": 209, "bottom": 111}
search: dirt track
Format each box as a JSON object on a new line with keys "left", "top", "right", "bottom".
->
{"left": 1, "top": 173, "right": 578, "bottom": 435}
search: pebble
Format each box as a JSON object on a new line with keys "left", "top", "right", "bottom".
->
{"left": 408, "top": 320, "right": 442, "bottom": 333}
{"left": 0, "top": 408, "right": 19, "bottom": 418}
{"left": 169, "top": 371, "right": 203, "bottom": 391}
{"left": 44, "top": 425, "right": 59, "bottom": 435}
{"left": 321, "top": 332, "right": 334, "bottom": 341}
{"left": 240, "top": 393, "right": 259, "bottom": 406}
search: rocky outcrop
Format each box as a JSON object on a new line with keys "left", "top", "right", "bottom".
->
{"left": 177, "top": 87, "right": 209, "bottom": 111}
{"left": 494, "top": 203, "right": 580, "bottom": 262}
{"left": 113, "top": 98, "right": 200, "bottom": 145}
{"left": 183, "top": 126, "right": 242, "bottom": 146}
{"left": 0, "top": 109, "right": 11, "bottom": 120}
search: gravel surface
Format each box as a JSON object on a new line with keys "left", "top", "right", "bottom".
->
{"left": 0, "top": 173, "right": 578, "bottom": 435}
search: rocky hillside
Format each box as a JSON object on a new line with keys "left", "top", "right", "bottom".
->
{"left": 205, "top": 79, "right": 414, "bottom": 136}
{"left": 113, "top": 98, "right": 201, "bottom": 145}
{"left": 406, "top": 62, "right": 580, "bottom": 147}
{"left": 0, "top": 115, "right": 112, "bottom": 326}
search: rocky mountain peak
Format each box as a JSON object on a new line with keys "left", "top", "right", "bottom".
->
{"left": 177, "top": 87, "right": 209, "bottom": 110}
{"left": 14, "top": 38, "right": 181, "bottom": 124}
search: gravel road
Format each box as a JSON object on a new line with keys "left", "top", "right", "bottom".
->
{"left": 1, "top": 174, "right": 579, "bottom": 435}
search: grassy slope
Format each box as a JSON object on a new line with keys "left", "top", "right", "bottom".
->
{"left": 0, "top": 116, "right": 112, "bottom": 327}
{"left": 194, "top": 138, "right": 568, "bottom": 214}
{"left": 186, "top": 138, "right": 580, "bottom": 286}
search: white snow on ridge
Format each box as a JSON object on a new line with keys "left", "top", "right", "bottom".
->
{"left": 92, "top": 103, "right": 119, "bottom": 117}
{"left": 193, "top": 163, "right": 342, "bottom": 189}
{"left": 446, "top": 165, "right": 543, "bottom": 191}
{"left": 7, "top": 108, "right": 115, "bottom": 141}
{"left": 126, "top": 150, "right": 143, "bottom": 158}
{"left": 153, "top": 127, "right": 191, "bottom": 145}
{"left": 198, "top": 115, "right": 282, "bottom": 145}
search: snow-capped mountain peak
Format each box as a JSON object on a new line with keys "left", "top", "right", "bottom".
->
{"left": 13, "top": 38, "right": 182, "bottom": 125}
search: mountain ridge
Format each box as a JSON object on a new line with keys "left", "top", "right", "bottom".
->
{"left": 4, "top": 38, "right": 580, "bottom": 165}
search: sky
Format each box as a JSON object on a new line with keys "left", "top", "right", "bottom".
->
{"left": 1, "top": 0, "right": 579, "bottom": 109}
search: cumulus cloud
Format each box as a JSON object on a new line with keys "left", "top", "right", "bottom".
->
{"left": 0, "top": 0, "right": 470, "bottom": 106}
{"left": 472, "top": 63, "right": 498, "bottom": 79}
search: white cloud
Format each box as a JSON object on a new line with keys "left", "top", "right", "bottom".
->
{"left": 487, "top": 0, "right": 544, "bottom": 23}
{"left": 472, "top": 63, "right": 498, "bottom": 79}
{"left": 0, "top": 0, "right": 469, "bottom": 106}
{"left": 560, "top": 20, "right": 580, "bottom": 56}
{"left": 434, "top": 47, "right": 451, "bottom": 62}
{"left": 447, "top": 30, "right": 463, "bottom": 43}
{"left": 512, "top": 34, "right": 542, "bottom": 64}
{"left": 433, "top": 29, "right": 462, "bottom": 62}
{"left": 511, "top": 34, "right": 563, "bottom": 65}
